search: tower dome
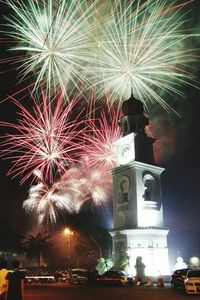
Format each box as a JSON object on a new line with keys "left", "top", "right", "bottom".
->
{"left": 121, "top": 94, "right": 144, "bottom": 116}
{"left": 120, "top": 93, "right": 148, "bottom": 136}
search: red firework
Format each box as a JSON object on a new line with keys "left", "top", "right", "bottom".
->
{"left": 0, "top": 92, "right": 86, "bottom": 184}
{"left": 82, "top": 106, "right": 123, "bottom": 171}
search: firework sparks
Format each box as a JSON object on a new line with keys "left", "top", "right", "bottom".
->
{"left": 2, "top": 0, "right": 198, "bottom": 111}
{"left": 91, "top": 0, "right": 199, "bottom": 111}
{"left": 60, "top": 158, "right": 113, "bottom": 213}
{"left": 82, "top": 107, "right": 122, "bottom": 171}
{"left": 51, "top": 106, "right": 122, "bottom": 214}
{"left": 23, "top": 179, "right": 73, "bottom": 224}
{"left": 23, "top": 161, "right": 113, "bottom": 224}
{"left": 0, "top": 92, "right": 85, "bottom": 184}
{"left": 3, "top": 0, "right": 100, "bottom": 96}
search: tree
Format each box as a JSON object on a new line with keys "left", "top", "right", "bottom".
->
{"left": 22, "top": 232, "right": 50, "bottom": 271}
{"left": 119, "top": 253, "right": 130, "bottom": 271}
{"left": 96, "top": 258, "right": 113, "bottom": 275}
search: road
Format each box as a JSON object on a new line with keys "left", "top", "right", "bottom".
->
{"left": 24, "top": 284, "right": 197, "bottom": 300}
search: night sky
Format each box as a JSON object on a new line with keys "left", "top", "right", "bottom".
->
{"left": 0, "top": 0, "right": 200, "bottom": 270}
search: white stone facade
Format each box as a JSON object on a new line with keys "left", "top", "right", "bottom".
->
{"left": 110, "top": 133, "right": 170, "bottom": 276}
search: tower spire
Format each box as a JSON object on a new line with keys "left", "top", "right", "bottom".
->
{"left": 131, "top": 87, "right": 134, "bottom": 98}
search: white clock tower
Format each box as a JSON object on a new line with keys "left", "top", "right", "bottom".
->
{"left": 110, "top": 95, "right": 170, "bottom": 277}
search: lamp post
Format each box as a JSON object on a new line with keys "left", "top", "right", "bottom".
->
{"left": 64, "top": 228, "right": 73, "bottom": 270}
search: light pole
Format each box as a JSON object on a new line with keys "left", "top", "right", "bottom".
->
{"left": 63, "top": 227, "right": 73, "bottom": 269}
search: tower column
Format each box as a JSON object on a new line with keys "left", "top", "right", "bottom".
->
{"left": 110, "top": 94, "right": 170, "bottom": 277}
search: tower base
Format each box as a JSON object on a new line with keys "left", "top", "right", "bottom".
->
{"left": 110, "top": 228, "right": 170, "bottom": 277}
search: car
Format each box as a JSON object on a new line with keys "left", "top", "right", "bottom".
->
{"left": 96, "top": 270, "right": 134, "bottom": 286}
{"left": 52, "top": 272, "right": 68, "bottom": 283}
{"left": 69, "top": 269, "right": 88, "bottom": 284}
{"left": 170, "top": 268, "right": 190, "bottom": 288}
{"left": 184, "top": 269, "right": 200, "bottom": 295}
{"left": 25, "top": 275, "right": 55, "bottom": 284}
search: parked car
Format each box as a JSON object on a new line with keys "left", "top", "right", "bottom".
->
{"left": 52, "top": 272, "right": 68, "bottom": 283}
{"left": 69, "top": 269, "right": 88, "bottom": 284}
{"left": 171, "top": 268, "right": 190, "bottom": 288}
{"left": 184, "top": 269, "right": 200, "bottom": 295}
{"left": 25, "top": 275, "right": 55, "bottom": 284}
{"left": 96, "top": 270, "right": 134, "bottom": 286}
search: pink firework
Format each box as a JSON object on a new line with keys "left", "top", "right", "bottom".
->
{"left": 59, "top": 158, "right": 113, "bottom": 212}
{"left": 82, "top": 107, "right": 123, "bottom": 171}
{"left": 0, "top": 92, "right": 85, "bottom": 184}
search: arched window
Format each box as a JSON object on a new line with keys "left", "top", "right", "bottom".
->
{"left": 119, "top": 176, "right": 130, "bottom": 203}
{"left": 142, "top": 173, "right": 156, "bottom": 202}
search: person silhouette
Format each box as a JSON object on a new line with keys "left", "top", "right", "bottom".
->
{"left": 0, "top": 260, "right": 8, "bottom": 300}
{"left": 5, "top": 260, "right": 25, "bottom": 300}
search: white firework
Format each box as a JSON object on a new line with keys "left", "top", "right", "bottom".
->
{"left": 4, "top": 0, "right": 100, "bottom": 96}
{"left": 91, "top": 0, "right": 198, "bottom": 111}
{"left": 59, "top": 159, "right": 113, "bottom": 213}
{"left": 23, "top": 181, "right": 73, "bottom": 224}
{"left": 3, "top": 0, "right": 199, "bottom": 111}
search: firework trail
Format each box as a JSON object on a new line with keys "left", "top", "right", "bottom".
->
{"left": 1, "top": 0, "right": 199, "bottom": 224}
{"left": 2, "top": 0, "right": 101, "bottom": 97}
{"left": 56, "top": 107, "right": 122, "bottom": 213}
{"left": 0, "top": 92, "right": 85, "bottom": 184}
{"left": 24, "top": 160, "right": 113, "bottom": 225}
{"left": 23, "top": 175, "right": 73, "bottom": 224}
{"left": 91, "top": 0, "right": 199, "bottom": 111}
{"left": 2, "top": 0, "right": 198, "bottom": 111}
{"left": 60, "top": 157, "right": 113, "bottom": 213}
{"left": 82, "top": 106, "right": 122, "bottom": 171}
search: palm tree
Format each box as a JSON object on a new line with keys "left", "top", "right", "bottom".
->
{"left": 22, "top": 232, "right": 50, "bottom": 272}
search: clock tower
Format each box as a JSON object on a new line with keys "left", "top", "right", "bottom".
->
{"left": 110, "top": 94, "right": 170, "bottom": 277}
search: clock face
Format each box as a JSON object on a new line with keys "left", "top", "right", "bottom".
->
{"left": 113, "top": 133, "right": 136, "bottom": 165}
{"left": 121, "top": 144, "right": 131, "bottom": 157}
{"left": 118, "top": 142, "right": 135, "bottom": 164}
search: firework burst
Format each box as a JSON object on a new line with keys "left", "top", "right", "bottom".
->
{"left": 91, "top": 0, "right": 199, "bottom": 111}
{"left": 23, "top": 161, "right": 112, "bottom": 224}
{"left": 23, "top": 179, "right": 73, "bottom": 224}
{"left": 3, "top": 0, "right": 100, "bottom": 96}
{"left": 2, "top": 0, "right": 199, "bottom": 111}
{"left": 82, "top": 106, "right": 122, "bottom": 171}
{"left": 60, "top": 158, "right": 113, "bottom": 213}
{"left": 0, "top": 92, "right": 85, "bottom": 184}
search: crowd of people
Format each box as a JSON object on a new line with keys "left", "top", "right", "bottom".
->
{"left": 0, "top": 259, "right": 25, "bottom": 300}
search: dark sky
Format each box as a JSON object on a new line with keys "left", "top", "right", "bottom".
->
{"left": 0, "top": 0, "right": 200, "bottom": 269}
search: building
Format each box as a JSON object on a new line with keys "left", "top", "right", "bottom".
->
{"left": 110, "top": 94, "right": 170, "bottom": 277}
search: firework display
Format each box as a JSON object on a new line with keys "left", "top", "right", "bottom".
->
{"left": 0, "top": 92, "right": 86, "bottom": 184}
{"left": 23, "top": 180, "right": 73, "bottom": 224}
{"left": 0, "top": 0, "right": 199, "bottom": 224}
{"left": 82, "top": 107, "right": 122, "bottom": 171}
{"left": 2, "top": 0, "right": 198, "bottom": 107}
{"left": 3, "top": 0, "right": 100, "bottom": 96}
{"left": 59, "top": 157, "right": 113, "bottom": 213}
{"left": 92, "top": 0, "right": 198, "bottom": 110}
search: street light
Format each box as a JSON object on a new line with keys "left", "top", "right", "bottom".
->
{"left": 63, "top": 227, "right": 74, "bottom": 269}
